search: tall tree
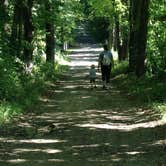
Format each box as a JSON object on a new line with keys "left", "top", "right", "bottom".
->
{"left": 129, "top": 0, "right": 150, "bottom": 76}
{"left": 45, "top": 0, "right": 55, "bottom": 62}
{"left": 0, "top": 0, "right": 9, "bottom": 55}
{"left": 135, "top": 0, "right": 150, "bottom": 77}
{"left": 23, "top": 0, "right": 34, "bottom": 64}
{"left": 129, "top": 0, "right": 136, "bottom": 71}
{"left": 10, "top": 0, "right": 23, "bottom": 58}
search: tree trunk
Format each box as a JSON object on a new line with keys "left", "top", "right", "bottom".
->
{"left": 136, "top": 0, "right": 150, "bottom": 77}
{"left": 0, "top": 0, "right": 9, "bottom": 54}
{"left": 129, "top": 0, "right": 149, "bottom": 76}
{"left": 107, "top": 23, "right": 113, "bottom": 50}
{"left": 10, "top": 0, "right": 23, "bottom": 57}
{"left": 115, "top": 19, "right": 122, "bottom": 61}
{"left": 120, "top": 0, "right": 129, "bottom": 61}
{"left": 121, "top": 38, "right": 128, "bottom": 60}
{"left": 23, "top": 0, "right": 34, "bottom": 64}
{"left": 45, "top": 0, "right": 55, "bottom": 62}
{"left": 129, "top": 0, "right": 138, "bottom": 71}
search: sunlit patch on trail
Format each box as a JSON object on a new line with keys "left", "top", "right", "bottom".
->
{"left": 67, "top": 46, "right": 101, "bottom": 67}
{"left": 0, "top": 138, "right": 66, "bottom": 144}
{"left": 3, "top": 159, "right": 27, "bottom": 164}
{"left": 14, "top": 148, "right": 62, "bottom": 154}
{"left": 106, "top": 115, "right": 133, "bottom": 121}
{"left": 151, "top": 139, "right": 166, "bottom": 146}
{"left": 72, "top": 144, "right": 100, "bottom": 148}
{"left": 1, "top": 159, "right": 65, "bottom": 164}
{"left": 76, "top": 119, "right": 166, "bottom": 131}
{"left": 69, "top": 46, "right": 102, "bottom": 53}
{"left": 125, "top": 151, "right": 146, "bottom": 155}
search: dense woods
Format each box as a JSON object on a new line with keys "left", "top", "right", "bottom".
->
{"left": 0, "top": 0, "right": 165, "bottom": 122}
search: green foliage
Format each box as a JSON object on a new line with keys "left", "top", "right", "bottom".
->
{"left": 55, "top": 0, "right": 84, "bottom": 45}
{"left": 88, "top": 17, "right": 110, "bottom": 43}
{"left": 113, "top": 73, "right": 166, "bottom": 102}
{"left": 112, "top": 60, "right": 129, "bottom": 76}
{"left": 112, "top": 57, "right": 166, "bottom": 100}
{"left": 147, "top": 0, "right": 166, "bottom": 78}
{"left": 112, "top": 68, "right": 166, "bottom": 120}
{"left": 0, "top": 57, "right": 23, "bottom": 101}
{"left": 152, "top": 103, "right": 166, "bottom": 121}
{"left": 38, "top": 62, "right": 68, "bottom": 81}
{"left": 0, "top": 52, "right": 68, "bottom": 123}
{"left": 0, "top": 102, "right": 22, "bottom": 123}
{"left": 88, "top": 0, "right": 114, "bottom": 18}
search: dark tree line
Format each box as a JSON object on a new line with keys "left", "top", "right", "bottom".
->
{"left": 0, "top": 0, "right": 82, "bottom": 70}
{"left": 0, "top": 0, "right": 165, "bottom": 78}
{"left": 84, "top": 0, "right": 165, "bottom": 78}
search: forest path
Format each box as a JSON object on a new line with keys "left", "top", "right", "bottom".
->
{"left": 0, "top": 45, "right": 166, "bottom": 166}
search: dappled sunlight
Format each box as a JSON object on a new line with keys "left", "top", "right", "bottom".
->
{"left": 72, "top": 144, "right": 101, "bottom": 148}
{"left": 4, "top": 159, "right": 27, "bottom": 164}
{"left": 17, "top": 122, "right": 34, "bottom": 128}
{"left": 151, "top": 139, "right": 166, "bottom": 146}
{"left": 39, "top": 98, "right": 58, "bottom": 103}
{"left": 35, "top": 115, "right": 56, "bottom": 120}
{"left": 77, "top": 119, "right": 166, "bottom": 131}
{"left": 125, "top": 151, "right": 146, "bottom": 155}
{"left": 63, "top": 85, "right": 81, "bottom": 89}
{"left": 1, "top": 45, "right": 165, "bottom": 165}
{"left": 69, "top": 46, "right": 102, "bottom": 53}
{"left": 81, "top": 96, "right": 91, "bottom": 99}
{"left": 67, "top": 46, "right": 101, "bottom": 68}
{"left": 0, "top": 138, "right": 66, "bottom": 144}
{"left": 69, "top": 60, "right": 98, "bottom": 68}
{"left": 106, "top": 115, "right": 133, "bottom": 121}
{"left": 2, "top": 159, "right": 65, "bottom": 164}
{"left": 14, "top": 148, "right": 62, "bottom": 154}
{"left": 47, "top": 159, "right": 65, "bottom": 162}
{"left": 52, "top": 90, "right": 65, "bottom": 93}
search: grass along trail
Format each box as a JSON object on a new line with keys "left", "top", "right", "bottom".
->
{"left": 0, "top": 45, "right": 166, "bottom": 166}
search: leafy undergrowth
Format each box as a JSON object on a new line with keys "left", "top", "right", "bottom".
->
{"left": 0, "top": 56, "right": 69, "bottom": 124}
{"left": 112, "top": 61, "right": 166, "bottom": 121}
{"left": 0, "top": 102, "right": 23, "bottom": 123}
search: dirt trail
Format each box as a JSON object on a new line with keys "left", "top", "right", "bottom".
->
{"left": 0, "top": 45, "right": 166, "bottom": 166}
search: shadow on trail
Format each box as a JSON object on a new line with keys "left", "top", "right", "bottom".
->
{"left": 0, "top": 45, "right": 166, "bottom": 166}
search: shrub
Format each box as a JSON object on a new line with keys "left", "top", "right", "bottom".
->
{"left": 0, "top": 57, "right": 23, "bottom": 101}
{"left": 112, "top": 60, "right": 129, "bottom": 77}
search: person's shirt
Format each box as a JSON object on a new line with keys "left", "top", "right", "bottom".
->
{"left": 98, "top": 51, "right": 113, "bottom": 66}
{"left": 89, "top": 68, "right": 96, "bottom": 78}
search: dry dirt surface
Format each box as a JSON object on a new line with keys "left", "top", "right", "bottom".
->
{"left": 0, "top": 45, "right": 166, "bottom": 166}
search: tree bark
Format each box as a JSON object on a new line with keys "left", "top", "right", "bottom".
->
{"left": 121, "top": 38, "right": 128, "bottom": 60}
{"left": 0, "top": 0, "right": 9, "bottom": 54}
{"left": 129, "top": 0, "right": 149, "bottom": 76}
{"left": 10, "top": 0, "right": 23, "bottom": 57}
{"left": 129, "top": 0, "right": 138, "bottom": 71}
{"left": 136, "top": 0, "right": 150, "bottom": 77}
{"left": 45, "top": 0, "right": 55, "bottom": 63}
{"left": 107, "top": 22, "right": 113, "bottom": 50}
{"left": 115, "top": 18, "right": 122, "bottom": 61}
{"left": 23, "top": 0, "right": 34, "bottom": 64}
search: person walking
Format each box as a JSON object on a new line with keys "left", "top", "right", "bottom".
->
{"left": 89, "top": 64, "right": 97, "bottom": 89}
{"left": 98, "top": 44, "right": 114, "bottom": 89}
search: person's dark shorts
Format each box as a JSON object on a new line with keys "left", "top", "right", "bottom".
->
{"left": 101, "top": 65, "right": 112, "bottom": 83}
{"left": 90, "top": 78, "right": 96, "bottom": 83}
